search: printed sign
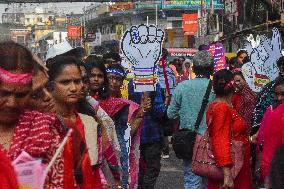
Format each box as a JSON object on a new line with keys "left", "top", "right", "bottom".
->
{"left": 121, "top": 24, "right": 164, "bottom": 92}
{"left": 67, "top": 26, "right": 82, "bottom": 39}
{"left": 182, "top": 13, "right": 198, "bottom": 34}
{"left": 242, "top": 28, "right": 282, "bottom": 92}
{"left": 13, "top": 151, "right": 47, "bottom": 189}
{"left": 203, "top": 42, "right": 226, "bottom": 72}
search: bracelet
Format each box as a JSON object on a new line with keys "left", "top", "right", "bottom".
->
{"left": 249, "top": 136, "right": 252, "bottom": 143}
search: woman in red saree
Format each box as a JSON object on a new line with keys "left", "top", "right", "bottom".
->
{"left": 232, "top": 71, "right": 257, "bottom": 128}
{"left": 207, "top": 69, "right": 252, "bottom": 189}
{"left": 46, "top": 56, "right": 103, "bottom": 188}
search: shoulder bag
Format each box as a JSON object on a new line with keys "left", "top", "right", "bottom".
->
{"left": 191, "top": 105, "right": 244, "bottom": 180}
{"left": 172, "top": 80, "right": 212, "bottom": 160}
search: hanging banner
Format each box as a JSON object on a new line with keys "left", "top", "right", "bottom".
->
{"left": 242, "top": 28, "right": 282, "bottom": 92}
{"left": 162, "top": 0, "right": 224, "bottom": 10}
{"left": 182, "top": 13, "right": 198, "bottom": 35}
{"left": 121, "top": 24, "right": 164, "bottom": 92}
{"left": 202, "top": 42, "right": 226, "bottom": 72}
{"left": 67, "top": 26, "right": 82, "bottom": 39}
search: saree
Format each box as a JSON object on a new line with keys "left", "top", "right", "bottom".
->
{"left": 99, "top": 97, "right": 141, "bottom": 189}
{"left": 86, "top": 96, "right": 122, "bottom": 186}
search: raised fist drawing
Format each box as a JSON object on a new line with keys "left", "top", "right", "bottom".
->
{"left": 121, "top": 24, "right": 164, "bottom": 68}
{"left": 242, "top": 28, "right": 282, "bottom": 92}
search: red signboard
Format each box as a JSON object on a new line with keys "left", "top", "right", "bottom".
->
{"left": 110, "top": 2, "right": 134, "bottom": 12}
{"left": 68, "top": 26, "right": 82, "bottom": 39}
{"left": 182, "top": 13, "right": 198, "bottom": 35}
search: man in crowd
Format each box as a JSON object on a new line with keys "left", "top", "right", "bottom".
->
{"left": 167, "top": 50, "right": 215, "bottom": 189}
{"left": 128, "top": 74, "right": 169, "bottom": 189}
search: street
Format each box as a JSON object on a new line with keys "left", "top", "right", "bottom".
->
{"left": 156, "top": 145, "right": 184, "bottom": 189}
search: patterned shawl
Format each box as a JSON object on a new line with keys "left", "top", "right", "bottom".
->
{"left": 99, "top": 97, "right": 141, "bottom": 189}
{"left": 239, "top": 86, "right": 257, "bottom": 129}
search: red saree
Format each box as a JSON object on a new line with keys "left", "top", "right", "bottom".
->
{"left": 207, "top": 102, "right": 252, "bottom": 189}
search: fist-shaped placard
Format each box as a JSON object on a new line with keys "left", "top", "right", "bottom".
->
{"left": 121, "top": 24, "right": 164, "bottom": 92}
{"left": 242, "top": 28, "right": 282, "bottom": 92}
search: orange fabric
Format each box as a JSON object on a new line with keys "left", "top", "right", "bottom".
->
{"left": 207, "top": 102, "right": 252, "bottom": 189}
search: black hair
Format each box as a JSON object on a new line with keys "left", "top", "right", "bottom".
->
{"left": 237, "top": 50, "right": 248, "bottom": 58}
{"left": 33, "top": 62, "right": 46, "bottom": 75}
{"left": 0, "top": 40, "right": 35, "bottom": 73}
{"left": 103, "top": 52, "right": 121, "bottom": 62}
{"left": 193, "top": 64, "right": 214, "bottom": 77}
{"left": 274, "top": 77, "right": 284, "bottom": 88}
{"left": 277, "top": 56, "right": 284, "bottom": 67}
{"left": 233, "top": 71, "right": 245, "bottom": 80}
{"left": 161, "top": 48, "right": 169, "bottom": 59}
{"left": 85, "top": 55, "right": 99, "bottom": 64}
{"left": 107, "top": 64, "right": 126, "bottom": 80}
{"left": 85, "top": 59, "right": 109, "bottom": 100}
{"left": 47, "top": 56, "right": 81, "bottom": 81}
{"left": 269, "top": 144, "right": 284, "bottom": 189}
{"left": 198, "top": 44, "right": 207, "bottom": 51}
{"left": 213, "top": 69, "right": 234, "bottom": 96}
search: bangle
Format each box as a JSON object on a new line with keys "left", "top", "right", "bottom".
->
{"left": 249, "top": 136, "right": 252, "bottom": 143}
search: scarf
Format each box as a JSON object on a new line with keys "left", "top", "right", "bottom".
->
{"left": 99, "top": 97, "right": 129, "bottom": 117}
{"left": 239, "top": 86, "right": 257, "bottom": 128}
{"left": 99, "top": 97, "right": 142, "bottom": 189}
{"left": 63, "top": 113, "right": 103, "bottom": 189}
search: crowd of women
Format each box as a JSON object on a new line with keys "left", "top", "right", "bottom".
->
{"left": 0, "top": 39, "right": 284, "bottom": 189}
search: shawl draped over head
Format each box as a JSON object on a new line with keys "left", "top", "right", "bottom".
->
{"left": 99, "top": 97, "right": 141, "bottom": 189}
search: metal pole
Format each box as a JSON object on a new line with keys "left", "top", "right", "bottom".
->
{"left": 266, "top": 10, "right": 269, "bottom": 32}
{"left": 147, "top": 16, "right": 149, "bottom": 26}
{"left": 155, "top": 4, "right": 158, "bottom": 25}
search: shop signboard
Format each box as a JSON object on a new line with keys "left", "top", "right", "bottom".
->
{"left": 67, "top": 26, "right": 81, "bottom": 39}
{"left": 135, "top": 1, "right": 162, "bottom": 10}
{"left": 167, "top": 48, "right": 198, "bottom": 57}
{"left": 110, "top": 2, "right": 134, "bottom": 12}
{"left": 182, "top": 13, "right": 198, "bottom": 35}
{"left": 162, "top": 0, "right": 224, "bottom": 10}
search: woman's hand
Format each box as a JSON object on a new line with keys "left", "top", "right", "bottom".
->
{"left": 222, "top": 167, "right": 234, "bottom": 189}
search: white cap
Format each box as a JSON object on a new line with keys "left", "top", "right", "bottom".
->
{"left": 184, "top": 59, "right": 191, "bottom": 64}
{"left": 45, "top": 41, "right": 73, "bottom": 60}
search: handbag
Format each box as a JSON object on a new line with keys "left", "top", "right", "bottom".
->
{"left": 172, "top": 80, "right": 212, "bottom": 160}
{"left": 191, "top": 108, "right": 245, "bottom": 181}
